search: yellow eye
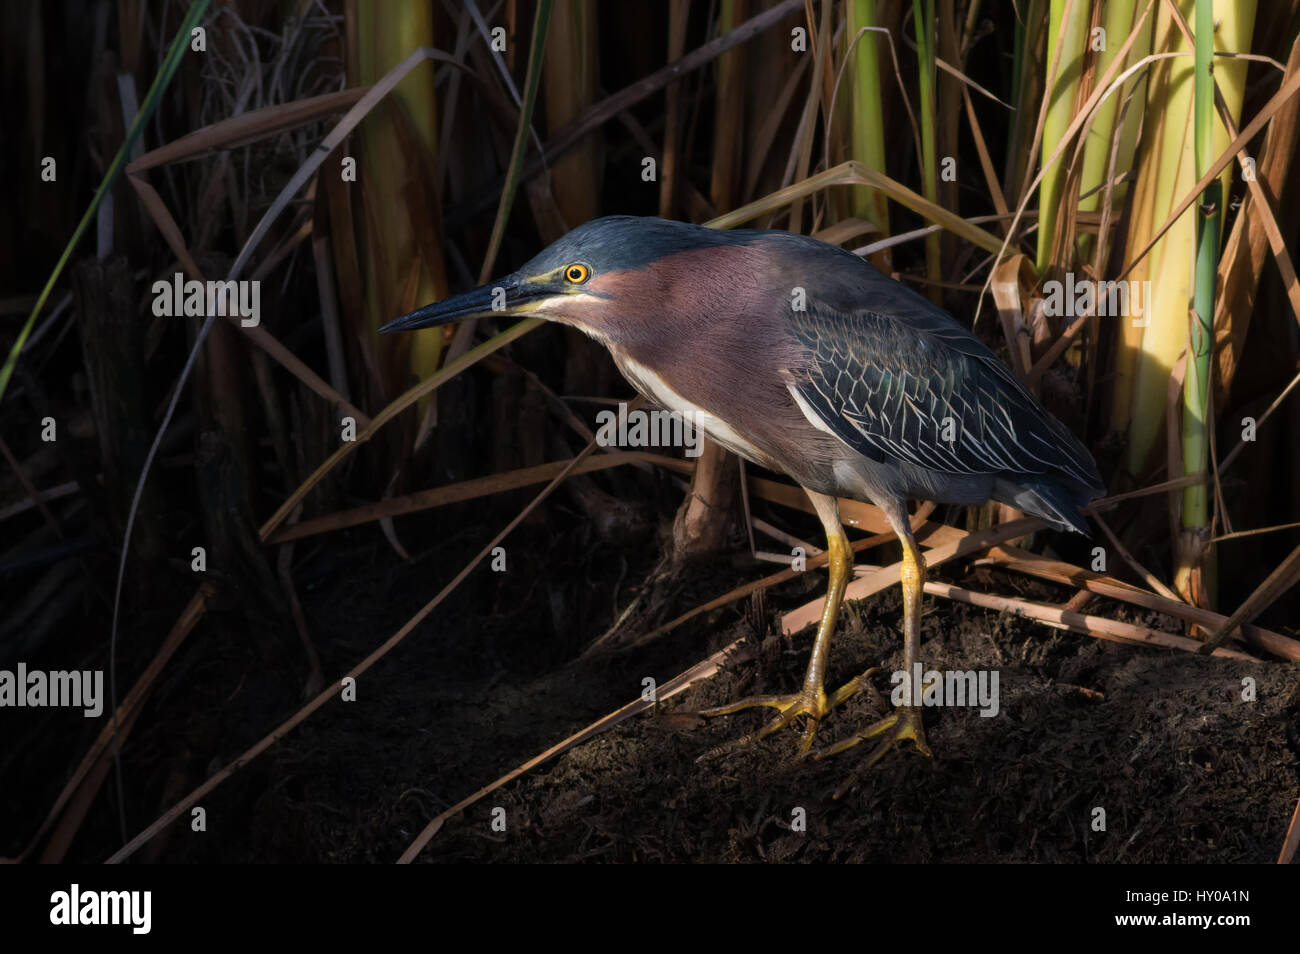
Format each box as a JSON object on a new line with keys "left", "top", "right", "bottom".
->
{"left": 564, "top": 263, "right": 590, "bottom": 284}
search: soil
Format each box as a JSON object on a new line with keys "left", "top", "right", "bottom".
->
{"left": 8, "top": 498, "right": 1299, "bottom": 864}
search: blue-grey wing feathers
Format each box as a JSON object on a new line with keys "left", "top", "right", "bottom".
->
{"left": 785, "top": 272, "right": 1103, "bottom": 533}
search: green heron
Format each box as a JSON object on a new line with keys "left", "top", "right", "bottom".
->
{"left": 382, "top": 216, "right": 1104, "bottom": 768}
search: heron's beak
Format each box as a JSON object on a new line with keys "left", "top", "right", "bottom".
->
{"left": 379, "top": 275, "right": 554, "bottom": 333}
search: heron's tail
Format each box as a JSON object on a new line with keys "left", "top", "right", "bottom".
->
{"left": 992, "top": 475, "right": 1100, "bottom": 536}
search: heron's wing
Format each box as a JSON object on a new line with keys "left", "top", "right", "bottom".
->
{"left": 785, "top": 288, "right": 1101, "bottom": 491}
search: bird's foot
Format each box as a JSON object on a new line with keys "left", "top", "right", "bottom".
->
{"left": 696, "top": 689, "right": 828, "bottom": 760}
{"left": 696, "top": 673, "right": 866, "bottom": 760}
{"left": 814, "top": 705, "right": 931, "bottom": 798}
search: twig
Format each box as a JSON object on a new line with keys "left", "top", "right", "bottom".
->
{"left": 924, "top": 581, "right": 1254, "bottom": 660}
{"left": 982, "top": 545, "right": 1300, "bottom": 661}
{"left": 0, "top": 435, "right": 64, "bottom": 539}
{"left": 395, "top": 639, "right": 742, "bottom": 863}
{"left": 1092, "top": 509, "right": 1182, "bottom": 603}
{"left": 1201, "top": 541, "right": 1300, "bottom": 653}
{"left": 106, "top": 434, "right": 604, "bottom": 863}
{"left": 1280, "top": 794, "right": 1300, "bottom": 864}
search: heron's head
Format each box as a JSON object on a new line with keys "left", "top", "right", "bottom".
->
{"left": 380, "top": 216, "right": 757, "bottom": 344}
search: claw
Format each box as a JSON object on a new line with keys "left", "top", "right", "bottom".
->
{"left": 696, "top": 665, "right": 882, "bottom": 760}
{"left": 814, "top": 706, "right": 931, "bottom": 798}
{"left": 696, "top": 689, "right": 829, "bottom": 761}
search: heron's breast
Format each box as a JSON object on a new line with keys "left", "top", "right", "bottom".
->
{"left": 612, "top": 352, "right": 779, "bottom": 468}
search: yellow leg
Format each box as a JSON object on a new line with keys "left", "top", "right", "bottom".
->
{"left": 816, "top": 526, "right": 932, "bottom": 792}
{"left": 698, "top": 490, "right": 856, "bottom": 757}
